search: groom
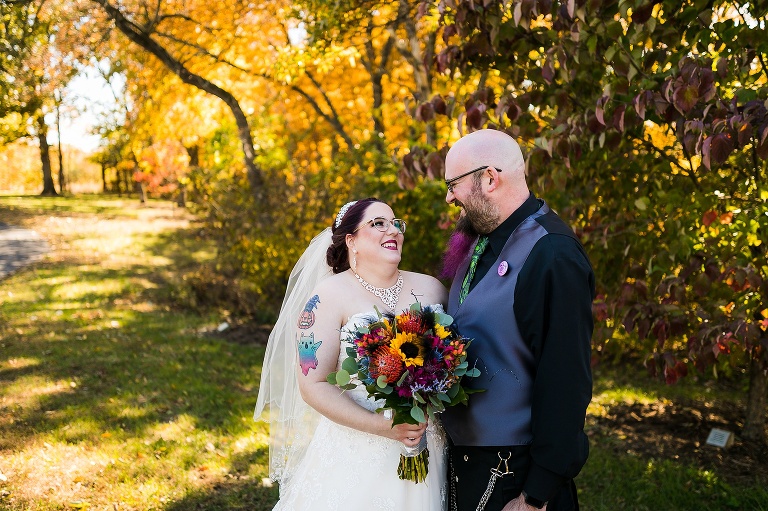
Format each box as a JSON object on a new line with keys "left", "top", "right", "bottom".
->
{"left": 441, "top": 129, "right": 595, "bottom": 511}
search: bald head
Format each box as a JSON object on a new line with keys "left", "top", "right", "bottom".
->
{"left": 445, "top": 129, "right": 529, "bottom": 215}
{"left": 445, "top": 129, "right": 525, "bottom": 177}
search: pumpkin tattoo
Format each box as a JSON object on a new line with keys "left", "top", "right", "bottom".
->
{"left": 297, "top": 294, "right": 321, "bottom": 329}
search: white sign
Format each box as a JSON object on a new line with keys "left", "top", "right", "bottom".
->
{"left": 705, "top": 428, "right": 734, "bottom": 448}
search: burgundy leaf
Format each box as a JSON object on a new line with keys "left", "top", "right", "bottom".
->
{"left": 431, "top": 95, "right": 447, "bottom": 115}
{"left": 716, "top": 56, "right": 728, "bottom": 77}
{"left": 426, "top": 151, "right": 444, "bottom": 179}
{"left": 644, "top": 355, "right": 657, "bottom": 377}
{"left": 442, "top": 24, "right": 457, "bottom": 43}
{"left": 466, "top": 105, "right": 485, "bottom": 130}
{"left": 595, "top": 97, "right": 607, "bottom": 125}
{"left": 699, "top": 68, "right": 716, "bottom": 102}
{"left": 416, "top": 102, "right": 435, "bottom": 122}
{"left": 397, "top": 165, "right": 416, "bottom": 190}
{"left": 664, "top": 365, "right": 679, "bottom": 385}
{"left": 613, "top": 104, "right": 626, "bottom": 132}
{"left": 672, "top": 83, "right": 699, "bottom": 113}
{"left": 633, "top": 91, "right": 651, "bottom": 119}
{"left": 701, "top": 135, "right": 712, "bottom": 169}
{"left": 683, "top": 132, "right": 697, "bottom": 155}
{"left": 587, "top": 113, "right": 604, "bottom": 133}
{"left": 710, "top": 133, "right": 734, "bottom": 164}
{"left": 506, "top": 101, "right": 522, "bottom": 122}
{"left": 736, "top": 123, "right": 751, "bottom": 148}
{"left": 757, "top": 124, "right": 768, "bottom": 160}
{"left": 541, "top": 57, "right": 555, "bottom": 84}
{"left": 637, "top": 318, "right": 651, "bottom": 340}
{"left": 632, "top": 2, "right": 654, "bottom": 23}
{"left": 622, "top": 306, "right": 639, "bottom": 332}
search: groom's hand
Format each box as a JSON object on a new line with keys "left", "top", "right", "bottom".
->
{"left": 502, "top": 495, "right": 547, "bottom": 511}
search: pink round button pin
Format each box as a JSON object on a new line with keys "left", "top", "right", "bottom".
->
{"left": 497, "top": 260, "right": 509, "bottom": 276}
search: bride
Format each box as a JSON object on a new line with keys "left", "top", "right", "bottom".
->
{"left": 255, "top": 198, "right": 449, "bottom": 510}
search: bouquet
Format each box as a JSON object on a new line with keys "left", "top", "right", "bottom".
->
{"left": 327, "top": 302, "right": 481, "bottom": 483}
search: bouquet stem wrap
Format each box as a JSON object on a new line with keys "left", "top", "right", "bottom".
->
{"left": 398, "top": 434, "right": 429, "bottom": 483}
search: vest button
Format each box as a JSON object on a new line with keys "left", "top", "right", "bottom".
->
{"left": 463, "top": 455, "right": 469, "bottom": 461}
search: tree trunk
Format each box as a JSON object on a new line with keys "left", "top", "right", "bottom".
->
{"left": 101, "top": 163, "right": 107, "bottom": 193}
{"left": 742, "top": 347, "right": 768, "bottom": 444}
{"left": 394, "top": 0, "right": 438, "bottom": 148}
{"left": 93, "top": 0, "right": 264, "bottom": 202}
{"left": 37, "top": 116, "right": 58, "bottom": 197}
{"left": 136, "top": 181, "right": 146, "bottom": 204}
{"left": 55, "top": 95, "right": 65, "bottom": 193}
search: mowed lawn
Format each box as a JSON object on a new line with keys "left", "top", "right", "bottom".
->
{"left": 1, "top": 194, "right": 767, "bottom": 510}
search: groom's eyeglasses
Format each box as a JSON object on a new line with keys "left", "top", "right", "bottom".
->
{"left": 354, "top": 217, "right": 407, "bottom": 234}
{"left": 445, "top": 165, "right": 502, "bottom": 193}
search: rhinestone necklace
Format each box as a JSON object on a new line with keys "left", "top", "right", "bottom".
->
{"left": 353, "top": 270, "right": 403, "bottom": 311}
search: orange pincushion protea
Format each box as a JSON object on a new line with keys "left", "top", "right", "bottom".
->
{"left": 368, "top": 346, "right": 404, "bottom": 383}
{"left": 396, "top": 311, "right": 424, "bottom": 334}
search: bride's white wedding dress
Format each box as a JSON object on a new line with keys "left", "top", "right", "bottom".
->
{"left": 272, "top": 311, "right": 448, "bottom": 511}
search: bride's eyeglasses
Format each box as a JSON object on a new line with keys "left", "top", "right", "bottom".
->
{"left": 354, "top": 217, "right": 407, "bottom": 234}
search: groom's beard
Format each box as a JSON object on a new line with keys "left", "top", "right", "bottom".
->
{"left": 456, "top": 184, "right": 499, "bottom": 235}
{"left": 440, "top": 188, "right": 499, "bottom": 279}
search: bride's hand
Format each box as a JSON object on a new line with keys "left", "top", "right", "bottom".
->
{"left": 389, "top": 421, "right": 427, "bottom": 447}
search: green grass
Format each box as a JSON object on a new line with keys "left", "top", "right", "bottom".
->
{"left": 0, "top": 195, "right": 277, "bottom": 510}
{"left": 1, "top": 194, "right": 766, "bottom": 510}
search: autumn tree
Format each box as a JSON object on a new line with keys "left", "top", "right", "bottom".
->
{"left": 413, "top": 0, "right": 767, "bottom": 442}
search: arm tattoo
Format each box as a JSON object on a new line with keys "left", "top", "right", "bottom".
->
{"left": 297, "top": 294, "right": 321, "bottom": 329}
{"left": 297, "top": 332, "right": 322, "bottom": 375}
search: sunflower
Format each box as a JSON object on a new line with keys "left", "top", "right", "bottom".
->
{"left": 391, "top": 332, "right": 427, "bottom": 367}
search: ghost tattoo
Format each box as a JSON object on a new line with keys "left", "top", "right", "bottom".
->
{"left": 297, "top": 332, "right": 322, "bottom": 376}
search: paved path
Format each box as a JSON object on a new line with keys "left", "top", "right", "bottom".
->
{"left": 0, "top": 222, "right": 50, "bottom": 279}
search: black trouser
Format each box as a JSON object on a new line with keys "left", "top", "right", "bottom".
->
{"left": 449, "top": 445, "right": 579, "bottom": 511}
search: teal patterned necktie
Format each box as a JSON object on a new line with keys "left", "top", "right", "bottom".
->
{"left": 459, "top": 236, "right": 489, "bottom": 304}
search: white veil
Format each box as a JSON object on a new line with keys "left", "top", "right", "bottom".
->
{"left": 254, "top": 227, "right": 333, "bottom": 486}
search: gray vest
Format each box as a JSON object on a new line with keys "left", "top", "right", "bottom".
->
{"left": 442, "top": 203, "right": 551, "bottom": 446}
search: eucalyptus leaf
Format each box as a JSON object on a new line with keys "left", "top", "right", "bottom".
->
{"left": 326, "top": 373, "right": 337, "bottom": 385}
{"left": 435, "top": 312, "right": 454, "bottom": 326}
{"left": 466, "top": 367, "right": 481, "bottom": 378}
{"left": 336, "top": 369, "right": 351, "bottom": 386}
{"left": 341, "top": 357, "right": 358, "bottom": 373}
{"left": 396, "top": 371, "right": 409, "bottom": 386}
{"left": 410, "top": 302, "right": 422, "bottom": 311}
{"left": 410, "top": 405, "right": 426, "bottom": 423}
{"left": 413, "top": 392, "right": 426, "bottom": 404}
{"left": 376, "top": 375, "right": 388, "bottom": 388}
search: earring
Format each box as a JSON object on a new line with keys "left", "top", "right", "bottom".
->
{"left": 352, "top": 249, "right": 357, "bottom": 272}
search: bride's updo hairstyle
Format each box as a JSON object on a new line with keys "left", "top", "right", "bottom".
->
{"left": 327, "top": 197, "right": 383, "bottom": 274}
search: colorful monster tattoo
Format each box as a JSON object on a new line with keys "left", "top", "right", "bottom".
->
{"left": 297, "top": 332, "right": 322, "bottom": 375}
{"left": 297, "top": 294, "right": 321, "bottom": 329}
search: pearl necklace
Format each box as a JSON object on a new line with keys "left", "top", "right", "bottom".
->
{"left": 353, "top": 270, "right": 403, "bottom": 311}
